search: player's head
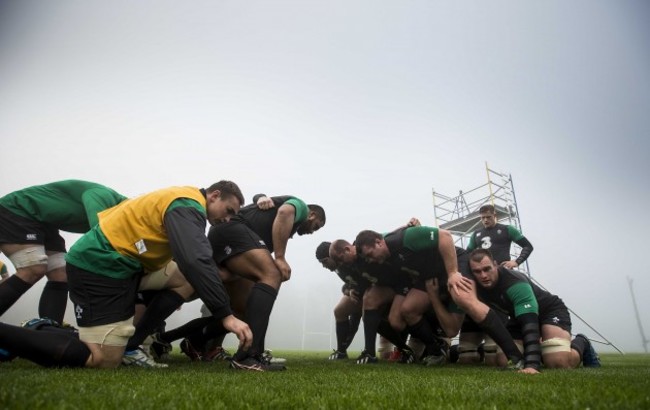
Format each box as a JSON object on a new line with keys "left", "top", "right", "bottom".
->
{"left": 468, "top": 249, "right": 499, "bottom": 288}
{"left": 316, "top": 241, "right": 336, "bottom": 271}
{"left": 205, "top": 180, "right": 244, "bottom": 225}
{"left": 330, "top": 239, "right": 356, "bottom": 265}
{"left": 355, "top": 230, "right": 389, "bottom": 263}
{"left": 297, "top": 204, "right": 326, "bottom": 235}
{"left": 478, "top": 204, "right": 497, "bottom": 228}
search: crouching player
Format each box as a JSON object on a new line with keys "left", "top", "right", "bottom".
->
{"left": 468, "top": 249, "right": 601, "bottom": 374}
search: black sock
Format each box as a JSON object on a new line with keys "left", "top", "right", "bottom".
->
{"left": 378, "top": 320, "right": 407, "bottom": 350}
{"left": 336, "top": 321, "right": 351, "bottom": 352}
{"left": 0, "top": 322, "right": 89, "bottom": 367}
{"left": 362, "top": 309, "right": 382, "bottom": 356}
{"left": 0, "top": 275, "right": 32, "bottom": 316}
{"left": 408, "top": 319, "right": 440, "bottom": 355}
{"left": 39, "top": 281, "right": 68, "bottom": 323}
{"left": 161, "top": 316, "right": 214, "bottom": 344}
{"left": 478, "top": 310, "right": 522, "bottom": 363}
{"left": 192, "top": 321, "right": 228, "bottom": 349}
{"left": 571, "top": 336, "right": 586, "bottom": 358}
{"left": 126, "top": 290, "right": 185, "bottom": 351}
{"left": 205, "top": 330, "right": 227, "bottom": 351}
{"left": 234, "top": 282, "right": 277, "bottom": 360}
{"left": 346, "top": 312, "right": 362, "bottom": 349}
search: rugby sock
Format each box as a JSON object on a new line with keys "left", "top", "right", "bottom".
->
{"left": 161, "top": 316, "right": 214, "bottom": 344}
{"left": 38, "top": 281, "right": 68, "bottom": 323}
{"left": 336, "top": 320, "right": 351, "bottom": 352}
{"left": 346, "top": 312, "right": 362, "bottom": 348}
{"left": 478, "top": 309, "right": 522, "bottom": 363}
{"left": 126, "top": 290, "right": 185, "bottom": 351}
{"left": 235, "top": 282, "right": 277, "bottom": 360}
{"left": 0, "top": 275, "right": 32, "bottom": 316}
{"left": 194, "top": 319, "right": 228, "bottom": 348}
{"left": 0, "top": 322, "right": 90, "bottom": 368}
{"left": 408, "top": 318, "right": 442, "bottom": 356}
{"left": 377, "top": 320, "right": 408, "bottom": 350}
{"left": 362, "top": 309, "right": 382, "bottom": 356}
{"left": 203, "top": 327, "right": 228, "bottom": 351}
{"left": 571, "top": 336, "right": 586, "bottom": 357}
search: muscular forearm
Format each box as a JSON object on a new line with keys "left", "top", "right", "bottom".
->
{"left": 271, "top": 205, "right": 294, "bottom": 258}
{"left": 439, "top": 230, "right": 459, "bottom": 278}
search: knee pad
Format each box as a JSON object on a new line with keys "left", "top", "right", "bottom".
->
{"left": 46, "top": 252, "right": 66, "bottom": 271}
{"left": 8, "top": 246, "right": 48, "bottom": 269}
{"left": 78, "top": 317, "right": 136, "bottom": 347}
{"left": 541, "top": 337, "right": 571, "bottom": 354}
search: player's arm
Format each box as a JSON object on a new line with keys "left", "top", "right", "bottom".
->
{"left": 253, "top": 193, "right": 275, "bottom": 210}
{"left": 164, "top": 202, "right": 252, "bottom": 348}
{"left": 439, "top": 229, "right": 472, "bottom": 294}
{"left": 425, "top": 278, "right": 464, "bottom": 337}
{"left": 466, "top": 233, "right": 477, "bottom": 252}
{"left": 503, "top": 226, "right": 533, "bottom": 269}
{"left": 271, "top": 202, "right": 297, "bottom": 279}
{"left": 164, "top": 203, "right": 233, "bottom": 319}
{"left": 506, "top": 282, "right": 541, "bottom": 371}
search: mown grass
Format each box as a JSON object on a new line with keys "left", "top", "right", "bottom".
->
{"left": 1, "top": 352, "right": 649, "bottom": 409}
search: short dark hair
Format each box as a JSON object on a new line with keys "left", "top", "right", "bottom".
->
{"left": 479, "top": 204, "right": 495, "bottom": 214}
{"left": 354, "top": 230, "right": 382, "bottom": 255}
{"left": 206, "top": 180, "right": 245, "bottom": 206}
{"left": 308, "top": 204, "right": 326, "bottom": 224}
{"left": 469, "top": 248, "right": 495, "bottom": 264}
{"left": 315, "top": 241, "right": 331, "bottom": 260}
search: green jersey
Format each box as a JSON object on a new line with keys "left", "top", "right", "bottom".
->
{"left": 0, "top": 180, "right": 127, "bottom": 233}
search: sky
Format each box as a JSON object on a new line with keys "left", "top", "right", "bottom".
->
{"left": 1, "top": 1, "right": 649, "bottom": 354}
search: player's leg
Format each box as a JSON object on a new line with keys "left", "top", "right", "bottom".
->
{"left": 224, "top": 248, "right": 283, "bottom": 369}
{"left": 401, "top": 288, "right": 447, "bottom": 365}
{"left": 0, "top": 244, "right": 48, "bottom": 316}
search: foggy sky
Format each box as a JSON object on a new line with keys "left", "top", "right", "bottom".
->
{"left": 1, "top": 1, "right": 649, "bottom": 353}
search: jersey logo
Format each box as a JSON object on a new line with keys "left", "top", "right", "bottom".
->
{"left": 552, "top": 316, "right": 560, "bottom": 324}
{"left": 497, "top": 229, "right": 502, "bottom": 235}
{"left": 430, "top": 231, "right": 435, "bottom": 240}
{"left": 135, "top": 239, "right": 147, "bottom": 254}
{"left": 224, "top": 246, "right": 232, "bottom": 255}
{"left": 523, "top": 303, "right": 532, "bottom": 309}
{"left": 75, "top": 305, "right": 84, "bottom": 319}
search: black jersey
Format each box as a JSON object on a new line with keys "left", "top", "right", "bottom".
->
{"left": 231, "top": 195, "right": 308, "bottom": 253}
{"left": 467, "top": 223, "right": 533, "bottom": 265}
{"left": 476, "top": 267, "right": 566, "bottom": 320}
{"left": 336, "top": 263, "right": 371, "bottom": 293}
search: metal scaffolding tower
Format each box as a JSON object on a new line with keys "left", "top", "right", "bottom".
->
{"left": 432, "top": 162, "right": 530, "bottom": 274}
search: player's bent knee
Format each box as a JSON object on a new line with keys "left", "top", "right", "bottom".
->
{"left": 541, "top": 338, "right": 573, "bottom": 368}
{"left": 9, "top": 246, "right": 49, "bottom": 282}
{"left": 78, "top": 318, "right": 135, "bottom": 367}
{"left": 79, "top": 319, "right": 135, "bottom": 346}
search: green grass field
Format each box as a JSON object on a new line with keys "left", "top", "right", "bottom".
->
{"left": 1, "top": 352, "right": 649, "bottom": 409}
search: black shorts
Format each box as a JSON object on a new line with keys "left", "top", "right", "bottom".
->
{"left": 67, "top": 263, "right": 140, "bottom": 327}
{"left": 0, "top": 206, "right": 66, "bottom": 252}
{"left": 210, "top": 221, "right": 268, "bottom": 264}
{"left": 539, "top": 302, "right": 572, "bottom": 333}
